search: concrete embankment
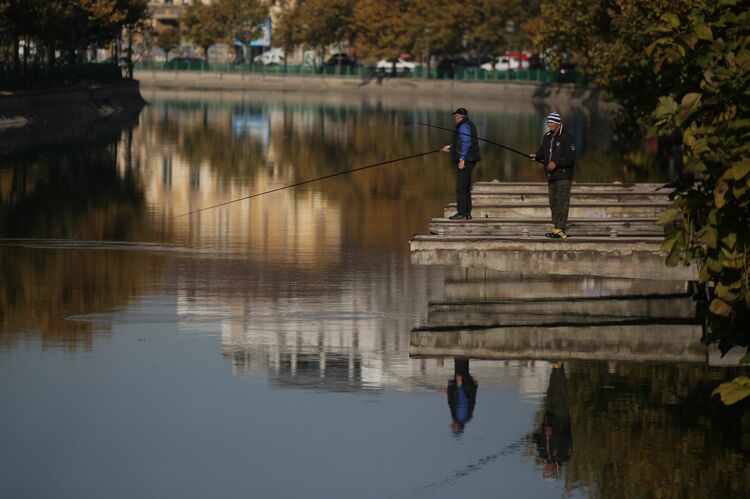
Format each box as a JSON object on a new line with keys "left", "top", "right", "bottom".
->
{"left": 134, "top": 69, "right": 612, "bottom": 107}
{"left": 0, "top": 80, "right": 145, "bottom": 154}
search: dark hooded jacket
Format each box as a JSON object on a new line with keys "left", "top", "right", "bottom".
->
{"left": 536, "top": 125, "right": 576, "bottom": 181}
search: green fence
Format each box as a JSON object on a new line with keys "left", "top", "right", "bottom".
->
{"left": 0, "top": 63, "right": 123, "bottom": 91}
{"left": 134, "top": 61, "right": 587, "bottom": 85}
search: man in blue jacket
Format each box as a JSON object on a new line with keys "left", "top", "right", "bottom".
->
{"left": 441, "top": 108, "right": 481, "bottom": 220}
{"left": 530, "top": 112, "right": 576, "bottom": 238}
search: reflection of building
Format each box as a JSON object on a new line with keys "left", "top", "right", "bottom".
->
{"left": 126, "top": 102, "right": 343, "bottom": 265}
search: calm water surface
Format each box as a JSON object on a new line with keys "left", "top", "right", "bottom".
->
{"left": 1, "top": 90, "right": 748, "bottom": 498}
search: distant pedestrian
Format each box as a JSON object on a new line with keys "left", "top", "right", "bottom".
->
{"left": 441, "top": 108, "right": 481, "bottom": 220}
{"left": 529, "top": 112, "right": 576, "bottom": 238}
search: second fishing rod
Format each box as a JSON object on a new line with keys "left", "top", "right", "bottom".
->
{"left": 403, "top": 119, "right": 544, "bottom": 164}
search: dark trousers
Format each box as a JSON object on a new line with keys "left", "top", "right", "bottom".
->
{"left": 548, "top": 179, "right": 572, "bottom": 231}
{"left": 456, "top": 161, "right": 476, "bottom": 216}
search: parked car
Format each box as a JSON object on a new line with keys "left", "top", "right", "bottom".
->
{"left": 253, "top": 48, "right": 285, "bottom": 65}
{"left": 165, "top": 57, "right": 206, "bottom": 69}
{"left": 376, "top": 57, "right": 418, "bottom": 74}
{"left": 480, "top": 56, "right": 529, "bottom": 71}
{"left": 321, "top": 53, "right": 360, "bottom": 73}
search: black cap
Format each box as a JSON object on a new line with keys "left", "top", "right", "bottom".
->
{"left": 452, "top": 108, "right": 468, "bottom": 116}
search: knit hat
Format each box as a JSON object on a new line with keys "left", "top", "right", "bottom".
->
{"left": 452, "top": 108, "right": 468, "bottom": 116}
{"left": 547, "top": 112, "right": 562, "bottom": 124}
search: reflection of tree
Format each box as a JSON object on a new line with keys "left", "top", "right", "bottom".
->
{"left": 0, "top": 247, "right": 160, "bottom": 350}
{"left": 0, "top": 143, "right": 146, "bottom": 240}
{"left": 0, "top": 136, "right": 160, "bottom": 349}
{"left": 557, "top": 363, "right": 750, "bottom": 498}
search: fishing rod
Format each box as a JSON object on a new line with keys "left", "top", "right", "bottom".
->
{"left": 404, "top": 120, "right": 544, "bottom": 164}
{"left": 174, "top": 147, "right": 442, "bottom": 219}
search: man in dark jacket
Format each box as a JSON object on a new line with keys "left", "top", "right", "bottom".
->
{"left": 441, "top": 108, "right": 481, "bottom": 220}
{"left": 530, "top": 112, "right": 576, "bottom": 238}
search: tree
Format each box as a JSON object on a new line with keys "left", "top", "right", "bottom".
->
{"left": 292, "top": 0, "right": 355, "bottom": 71}
{"left": 274, "top": 0, "right": 302, "bottom": 67}
{"left": 403, "top": 0, "right": 462, "bottom": 76}
{"left": 464, "top": 0, "right": 538, "bottom": 60}
{"left": 647, "top": 0, "right": 750, "bottom": 384}
{"left": 158, "top": 26, "right": 181, "bottom": 61}
{"left": 215, "top": 0, "right": 267, "bottom": 46}
{"left": 353, "top": 0, "right": 411, "bottom": 70}
{"left": 181, "top": 2, "right": 224, "bottom": 62}
{"left": 531, "top": 0, "right": 700, "bottom": 139}
{"left": 180, "top": 0, "right": 266, "bottom": 63}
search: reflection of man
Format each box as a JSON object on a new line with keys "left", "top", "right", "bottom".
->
{"left": 446, "top": 358, "right": 478, "bottom": 433}
{"left": 531, "top": 362, "right": 572, "bottom": 478}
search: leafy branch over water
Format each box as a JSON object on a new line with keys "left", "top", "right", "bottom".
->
{"left": 646, "top": 1, "right": 750, "bottom": 374}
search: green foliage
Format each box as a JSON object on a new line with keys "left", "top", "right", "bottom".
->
{"left": 181, "top": 0, "right": 267, "bottom": 60}
{"left": 532, "top": 0, "right": 701, "bottom": 140}
{"left": 646, "top": 1, "right": 750, "bottom": 383}
{"left": 157, "top": 27, "right": 181, "bottom": 58}
{"left": 713, "top": 376, "right": 750, "bottom": 405}
{"left": 298, "top": 0, "right": 355, "bottom": 52}
{"left": 353, "top": 0, "right": 411, "bottom": 61}
{"left": 0, "top": 0, "right": 149, "bottom": 67}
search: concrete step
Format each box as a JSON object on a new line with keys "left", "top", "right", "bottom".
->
{"left": 429, "top": 217, "right": 662, "bottom": 237}
{"left": 472, "top": 181, "right": 668, "bottom": 193}
{"left": 444, "top": 202, "right": 670, "bottom": 219}
{"left": 470, "top": 191, "right": 669, "bottom": 204}
{"left": 442, "top": 276, "right": 690, "bottom": 301}
{"left": 426, "top": 294, "right": 696, "bottom": 327}
{"left": 409, "top": 323, "right": 704, "bottom": 364}
{"left": 409, "top": 235, "right": 697, "bottom": 280}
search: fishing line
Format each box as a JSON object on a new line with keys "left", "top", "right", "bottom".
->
{"left": 404, "top": 120, "right": 544, "bottom": 163}
{"left": 174, "top": 148, "right": 442, "bottom": 219}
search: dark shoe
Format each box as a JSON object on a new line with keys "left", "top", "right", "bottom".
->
{"left": 465, "top": 214, "right": 472, "bottom": 220}
{"left": 449, "top": 213, "right": 467, "bottom": 220}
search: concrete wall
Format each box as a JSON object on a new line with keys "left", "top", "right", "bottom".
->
{"left": 134, "top": 69, "right": 614, "bottom": 108}
{"left": 0, "top": 81, "right": 145, "bottom": 154}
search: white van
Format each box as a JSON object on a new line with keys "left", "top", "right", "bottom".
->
{"left": 253, "top": 48, "right": 285, "bottom": 65}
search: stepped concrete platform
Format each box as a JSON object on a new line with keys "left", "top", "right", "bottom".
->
{"left": 444, "top": 202, "right": 671, "bottom": 219}
{"left": 470, "top": 191, "right": 669, "bottom": 204}
{"left": 410, "top": 235, "right": 698, "bottom": 280}
{"left": 429, "top": 217, "right": 662, "bottom": 237}
{"left": 471, "top": 181, "right": 667, "bottom": 193}
{"left": 409, "top": 323, "right": 705, "bottom": 364}
{"left": 426, "top": 294, "right": 696, "bottom": 327}
{"left": 442, "top": 275, "right": 689, "bottom": 301}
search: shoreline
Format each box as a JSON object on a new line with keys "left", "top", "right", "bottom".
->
{"left": 134, "top": 69, "right": 614, "bottom": 109}
{"left": 0, "top": 80, "right": 144, "bottom": 129}
{"left": 0, "top": 80, "right": 145, "bottom": 154}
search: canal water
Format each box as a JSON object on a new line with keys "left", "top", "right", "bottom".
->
{"left": 1, "top": 90, "right": 748, "bottom": 498}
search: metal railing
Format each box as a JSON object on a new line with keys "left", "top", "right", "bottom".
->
{"left": 133, "top": 61, "right": 587, "bottom": 85}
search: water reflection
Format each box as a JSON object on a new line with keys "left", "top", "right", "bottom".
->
{"left": 529, "top": 362, "right": 572, "bottom": 481}
{"left": 446, "top": 358, "right": 478, "bottom": 433}
{"left": 0, "top": 92, "right": 747, "bottom": 498}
